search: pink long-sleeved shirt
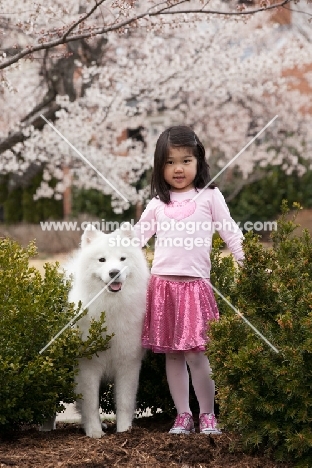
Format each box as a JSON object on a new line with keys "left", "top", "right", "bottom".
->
{"left": 134, "top": 187, "right": 244, "bottom": 278}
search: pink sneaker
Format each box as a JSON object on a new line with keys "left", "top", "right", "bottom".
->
{"left": 169, "top": 412, "right": 195, "bottom": 434}
{"left": 199, "top": 413, "right": 222, "bottom": 434}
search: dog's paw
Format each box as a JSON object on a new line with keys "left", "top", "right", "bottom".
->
{"left": 85, "top": 428, "right": 105, "bottom": 439}
{"left": 116, "top": 424, "right": 132, "bottom": 433}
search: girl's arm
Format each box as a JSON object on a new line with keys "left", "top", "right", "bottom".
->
{"left": 133, "top": 198, "right": 157, "bottom": 247}
{"left": 211, "top": 188, "right": 244, "bottom": 264}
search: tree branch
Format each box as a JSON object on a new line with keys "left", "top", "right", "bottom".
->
{"left": 62, "top": 0, "right": 107, "bottom": 41}
{"left": 152, "top": 0, "right": 293, "bottom": 16}
{"left": 282, "top": 4, "right": 312, "bottom": 19}
{"left": 0, "top": 103, "right": 60, "bottom": 154}
{"left": 0, "top": 0, "right": 293, "bottom": 71}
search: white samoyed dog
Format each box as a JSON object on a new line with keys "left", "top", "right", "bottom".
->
{"left": 68, "top": 222, "right": 149, "bottom": 438}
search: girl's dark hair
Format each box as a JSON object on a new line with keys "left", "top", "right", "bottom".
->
{"left": 151, "top": 125, "right": 216, "bottom": 204}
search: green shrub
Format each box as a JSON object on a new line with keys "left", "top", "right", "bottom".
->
{"left": 226, "top": 163, "right": 312, "bottom": 228}
{"left": 136, "top": 352, "right": 177, "bottom": 416}
{"left": 71, "top": 187, "right": 136, "bottom": 221}
{"left": 0, "top": 237, "right": 111, "bottom": 431}
{"left": 208, "top": 201, "right": 312, "bottom": 466}
{"left": 0, "top": 172, "right": 63, "bottom": 223}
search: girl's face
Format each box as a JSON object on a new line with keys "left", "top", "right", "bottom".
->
{"left": 164, "top": 147, "right": 197, "bottom": 192}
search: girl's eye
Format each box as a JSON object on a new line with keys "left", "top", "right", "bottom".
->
{"left": 120, "top": 257, "right": 126, "bottom": 261}
{"left": 166, "top": 160, "right": 173, "bottom": 164}
{"left": 99, "top": 258, "right": 106, "bottom": 262}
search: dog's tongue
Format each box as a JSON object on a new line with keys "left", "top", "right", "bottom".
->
{"left": 110, "top": 282, "right": 122, "bottom": 291}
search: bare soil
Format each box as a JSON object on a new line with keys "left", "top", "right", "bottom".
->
{"left": 0, "top": 415, "right": 293, "bottom": 468}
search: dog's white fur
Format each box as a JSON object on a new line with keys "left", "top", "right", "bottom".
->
{"left": 68, "top": 223, "right": 149, "bottom": 438}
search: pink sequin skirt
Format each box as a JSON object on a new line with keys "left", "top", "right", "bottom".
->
{"left": 142, "top": 275, "right": 219, "bottom": 353}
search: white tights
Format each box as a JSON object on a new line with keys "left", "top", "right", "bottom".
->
{"left": 165, "top": 351, "right": 215, "bottom": 415}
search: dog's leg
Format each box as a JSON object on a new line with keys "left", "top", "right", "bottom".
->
{"left": 75, "top": 360, "right": 104, "bottom": 438}
{"left": 39, "top": 414, "right": 56, "bottom": 432}
{"left": 114, "top": 359, "right": 142, "bottom": 432}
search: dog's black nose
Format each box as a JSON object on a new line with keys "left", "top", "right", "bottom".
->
{"left": 109, "top": 269, "right": 120, "bottom": 279}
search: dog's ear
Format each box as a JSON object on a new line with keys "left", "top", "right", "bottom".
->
{"left": 81, "top": 224, "right": 103, "bottom": 247}
{"left": 119, "top": 221, "right": 134, "bottom": 239}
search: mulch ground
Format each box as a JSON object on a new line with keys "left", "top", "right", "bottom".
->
{"left": 0, "top": 415, "right": 293, "bottom": 468}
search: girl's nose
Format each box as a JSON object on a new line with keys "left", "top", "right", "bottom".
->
{"left": 174, "top": 164, "right": 183, "bottom": 172}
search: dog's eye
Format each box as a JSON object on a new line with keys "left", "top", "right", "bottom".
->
{"left": 99, "top": 258, "right": 106, "bottom": 262}
{"left": 120, "top": 257, "right": 126, "bottom": 261}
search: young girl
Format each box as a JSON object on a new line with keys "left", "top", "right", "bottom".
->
{"left": 134, "top": 126, "right": 244, "bottom": 434}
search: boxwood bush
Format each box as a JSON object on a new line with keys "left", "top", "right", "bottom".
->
{"left": 0, "top": 237, "right": 110, "bottom": 431}
{"left": 208, "top": 201, "right": 312, "bottom": 467}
